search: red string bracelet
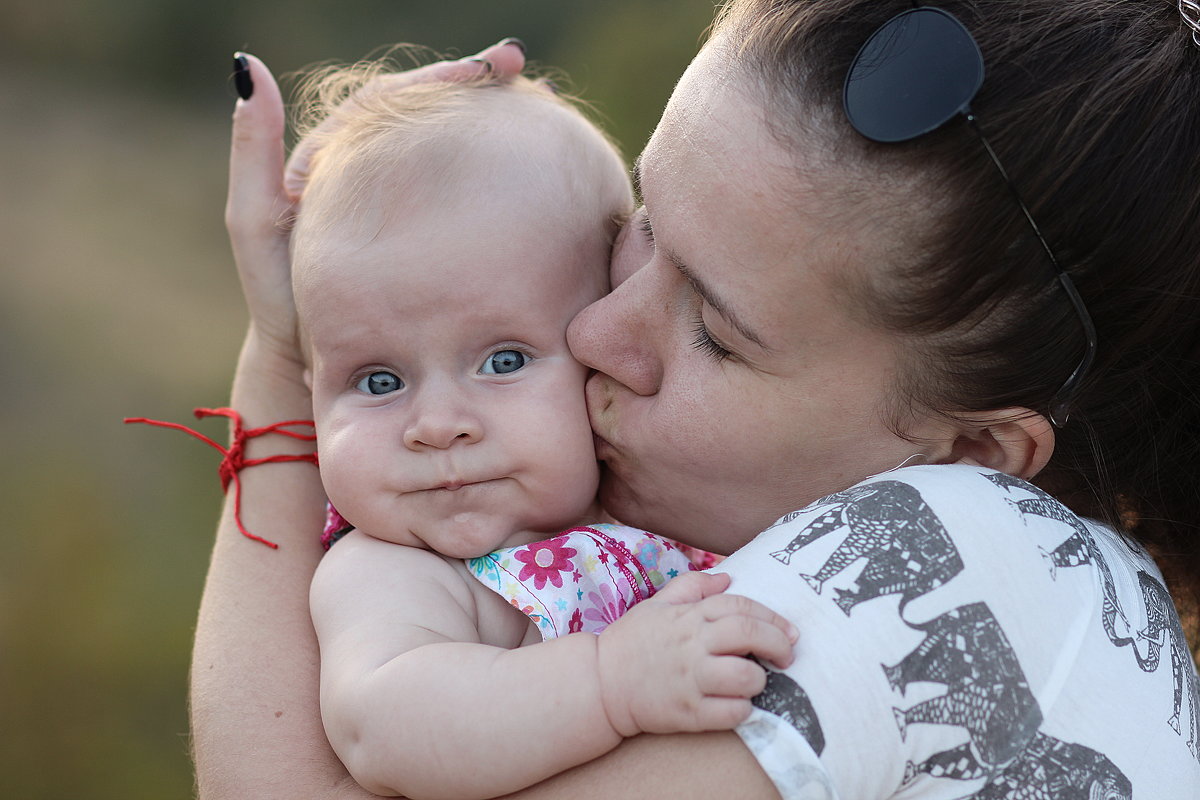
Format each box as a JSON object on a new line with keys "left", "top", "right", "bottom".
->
{"left": 124, "top": 407, "right": 318, "bottom": 549}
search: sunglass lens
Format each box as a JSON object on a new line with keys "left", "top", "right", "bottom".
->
{"left": 844, "top": 7, "right": 985, "bottom": 143}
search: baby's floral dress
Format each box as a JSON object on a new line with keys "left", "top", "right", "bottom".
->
{"left": 466, "top": 524, "right": 707, "bottom": 639}
{"left": 322, "top": 507, "right": 718, "bottom": 639}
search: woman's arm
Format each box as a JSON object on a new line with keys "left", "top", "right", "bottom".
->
{"left": 190, "top": 333, "right": 333, "bottom": 797}
{"left": 191, "top": 52, "right": 335, "bottom": 797}
{"left": 501, "top": 731, "right": 782, "bottom": 800}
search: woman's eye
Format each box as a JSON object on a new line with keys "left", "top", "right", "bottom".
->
{"left": 691, "top": 318, "right": 733, "bottom": 362}
{"left": 356, "top": 371, "right": 403, "bottom": 395}
{"left": 481, "top": 350, "right": 528, "bottom": 375}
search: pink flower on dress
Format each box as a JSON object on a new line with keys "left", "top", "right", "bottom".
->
{"left": 568, "top": 608, "right": 584, "bottom": 634}
{"left": 514, "top": 536, "right": 578, "bottom": 590}
{"left": 582, "top": 583, "right": 628, "bottom": 633}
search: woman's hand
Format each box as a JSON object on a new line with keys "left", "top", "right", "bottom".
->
{"left": 282, "top": 38, "right": 528, "bottom": 199}
{"left": 224, "top": 40, "right": 527, "bottom": 367}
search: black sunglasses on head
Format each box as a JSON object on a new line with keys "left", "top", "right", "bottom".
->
{"left": 843, "top": 6, "right": 1097, "bottom": 427}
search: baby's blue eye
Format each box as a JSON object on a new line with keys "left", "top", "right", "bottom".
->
{"left": 481, "top": 350, "right": 528, "bottom": 375}
{"left": 356, "top": 371, "right": 403, "bottom": 395}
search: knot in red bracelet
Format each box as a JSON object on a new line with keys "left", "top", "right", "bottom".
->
{"left": 218, "top": 429, "right": 246, "bottom": 492}
{"left": 124, "top": 407, "right": 318, "bottom": 549}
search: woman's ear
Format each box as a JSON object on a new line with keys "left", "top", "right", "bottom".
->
{"left": 942, "top": 408, "right": 1056, "bottom": 480}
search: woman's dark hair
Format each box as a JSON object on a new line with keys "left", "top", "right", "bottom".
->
{"left": 714, "top": 0, "right": 1200, "bottom": 638}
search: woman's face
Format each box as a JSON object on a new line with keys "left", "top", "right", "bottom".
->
{"left": 567, "top": 42, "right": 945, "bottom": 554}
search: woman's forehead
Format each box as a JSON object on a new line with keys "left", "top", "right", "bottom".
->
{"left": 644, "top": 38, "right": 933, "bottom": 316}
{"left": 642, "top": 41, "right": 830, "bottom": 226}
{"left": 638, "top": 40, "right": 892, "bottom": 353}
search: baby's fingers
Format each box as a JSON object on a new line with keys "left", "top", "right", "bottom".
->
{"left": 653, "top": 570, "right": 732, "bottom": 604}
{"left": 689, "top": 697, "right": 755, "bottom": 731}
{"left": 705, "top": 614, "right": 796, "bottom": 671}
{"left": 698, "top": 654, "right": 769, "bottom": 699}
{"left": 700, "top": 592, "right": 800, "bottom": 645}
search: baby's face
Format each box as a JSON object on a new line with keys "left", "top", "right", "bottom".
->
{"left": 296, "top": 188, "right": 609, "bottom": 558}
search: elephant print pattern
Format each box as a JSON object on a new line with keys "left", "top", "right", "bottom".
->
{"left": 768, "top": 481, "right": 963, "bottom": 615}
{"left": 984, "top": 472, "right": 1200, "bottom": 761}
{"left": 746, "top": 468, "right": 1150, "bottom": 798}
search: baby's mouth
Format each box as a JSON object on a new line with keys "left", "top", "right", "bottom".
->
{"left": 427, "top": 476, "right": 500, "bottom": 492}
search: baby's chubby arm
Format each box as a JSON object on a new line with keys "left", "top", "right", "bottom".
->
{"left": 313, "top": 531, "right": 621, "bottom": 800}
{"left": 311, "top": 532, "right": 796, "bottom": 800}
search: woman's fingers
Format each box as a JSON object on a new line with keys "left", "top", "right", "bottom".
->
{"left": 388, "top": 37, "right": 527, "bottom": 86}
{"left": 227, "top": 53, "right": 288, "bottom": 242}
{"left": 282, "top": 38, "right": 527, "bottom": 201}
{"left": 225, "top": 53, "right": 299, "bottom": 353}
{"left": 474, "top": 37, "right": 526, "bottom": 77}
{"left": 225, "top": 39, "right": 527, "bottom": 349}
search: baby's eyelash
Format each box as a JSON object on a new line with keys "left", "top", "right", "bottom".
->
{"left": 691, "top": 318, "right": 732, "bottom": 362}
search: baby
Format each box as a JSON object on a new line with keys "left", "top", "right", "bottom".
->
{"left": 292, "top": 69, "right": 797, "bottom": 800}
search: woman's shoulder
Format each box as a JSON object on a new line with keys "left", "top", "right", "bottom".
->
{"left": 730, "top": 463, "right": 1162, "bottom": 621}
{"left": 761, "top": 463, "right": 1146, "bottom": 566}
{"left": 718, "top": 465, "right": 1199, "bottom": 798}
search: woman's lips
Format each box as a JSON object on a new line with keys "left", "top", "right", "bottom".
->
{"left": 592, "top": 433, "right": 614, "bottom": 461}
{"left": 584, "top": 372, "right": 615, "bottom": 416}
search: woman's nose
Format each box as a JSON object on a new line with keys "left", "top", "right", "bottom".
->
{"left": 567, "top": 263, "right": 664, "bottom": 397}
{"left": 403, "top": 389, "right": 483, "bottom": 450}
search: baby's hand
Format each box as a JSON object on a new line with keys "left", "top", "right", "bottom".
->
{"left": 594, "top": 571, "right": 798, "bottom": 737}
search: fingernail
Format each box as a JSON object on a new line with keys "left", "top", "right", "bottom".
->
{"left": 788, "top": 623, "right": 800, "bottom": 642}
{"left": 464, "top": 57, "right": 494, "bottom": 76}
{"left": 498, "top": 37, "right": 527, "bottom": 54}
{"left": 233, "top": 53, "right": 254, "bottom": 100}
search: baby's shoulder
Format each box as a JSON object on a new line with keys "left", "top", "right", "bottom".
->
{"left": 321, "top": 529, "right": 460, "bottom": 573}
{"left": 315, "top": 530, "right": 478, "bottom": 610}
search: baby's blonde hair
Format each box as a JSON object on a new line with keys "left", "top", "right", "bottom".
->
{"left": 289, "top": 54, "right": 633, "bottom": 264}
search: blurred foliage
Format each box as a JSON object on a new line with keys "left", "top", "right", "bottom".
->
{"left": 0, "top": 2, "right": 715, "bottom": 796}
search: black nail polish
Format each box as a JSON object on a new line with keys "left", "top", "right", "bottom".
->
{"left": 233, "top": 53, "right": 254, "bottom": 100}
{"left": 465, "top": 57, "right": 494, "bottom": 75}
{"left": 499, "top": 37, "right": 527, "bottom": 54}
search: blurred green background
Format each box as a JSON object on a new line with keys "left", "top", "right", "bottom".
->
{"left": 0, "top": 2, "right": 716, "bottom": 795}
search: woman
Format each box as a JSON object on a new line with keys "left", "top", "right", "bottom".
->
{"left": 195, "top": 1, "right": 1199, "bottom": 796}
